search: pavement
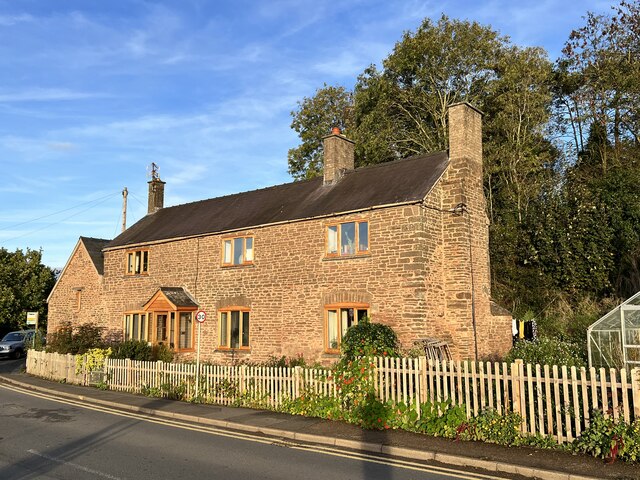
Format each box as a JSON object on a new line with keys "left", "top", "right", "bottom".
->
{"left": 0, "top": 363, "right": 638, "bottom": 480}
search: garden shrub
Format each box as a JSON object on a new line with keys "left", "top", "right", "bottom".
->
{"left": 76, "top": 347, "right": 112, "bottom": 374}
{"left": 109, "top": 341, "right": 173, "bottom": 362}
{"left": 340, "top": 317, "right": 398, "bottom": 361}
{"left": 111, "top": 340, "right": 152, "bottom": 360}
{"left": 46, "top": 322, "right": 105, "bottom": 355}
{"left": 573, "top": 410, "right": 640, "bottom": 463}
{"left": 504, "top": 337, "right": 586, "bottom": 367}
{"left": 415, "top": 401, "right": 467, "bottom": 437}
{"left": 151, "top": 344, "right": 174, "bottom": 362}
{"left": 458, "top": 409, "right": 523, "bottom": 446}
{"left": 263, "top": 354, "right": 306, "bottom": 368}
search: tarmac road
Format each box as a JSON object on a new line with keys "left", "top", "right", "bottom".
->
{"left": 0, "top": 380, "right": 512, "bottom": 480}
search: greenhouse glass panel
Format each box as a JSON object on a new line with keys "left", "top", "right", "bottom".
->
{"left": 588, "top": 291, "right": 640, "bottom": 369}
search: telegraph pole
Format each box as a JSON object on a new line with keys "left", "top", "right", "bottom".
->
{"left": 122, "top": 187, "right": 128, "bottom": 233}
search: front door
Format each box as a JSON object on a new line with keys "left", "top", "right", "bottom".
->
{"left": 155, "top": 313, "right": 168, "bottom": 345}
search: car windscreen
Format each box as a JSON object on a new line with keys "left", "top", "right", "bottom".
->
{"left": 2, "top": 332, "right": 25, "bottom": 342}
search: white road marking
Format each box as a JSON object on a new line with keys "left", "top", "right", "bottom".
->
{"left": 27, "top": 449, "right": 122, "bottom": 480}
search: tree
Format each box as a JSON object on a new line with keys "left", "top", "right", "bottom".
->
{"left": 0, "top": 248, "right": 56, "bottom": 335}
{"left": 354, "top": 15, "right": 506, "bottom": 164}
{"left": 287, "top": 84, "right": 353, "bottom": 180}
{"left": 287, "top": 16, "right": 556, "bottom": 317}
{"left": 286, "top": 4, "right": 640, "bottom": 343}
{"left": 557, "top": 1, "right": 640, "bottom": 170}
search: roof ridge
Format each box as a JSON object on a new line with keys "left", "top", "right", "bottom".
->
{"left": 80, "top": 236, "right": 110, "bottom": 242}
{"left": 347, "top": 151, "right": 448, "bottom": 175}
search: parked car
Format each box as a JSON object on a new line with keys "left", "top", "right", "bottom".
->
{"left": 0, "top": 330, "right": 36, "bottom": 359}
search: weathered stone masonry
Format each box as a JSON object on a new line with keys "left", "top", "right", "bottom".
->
{"left": 47, "top": 102, "right": 512, "bottom": 363}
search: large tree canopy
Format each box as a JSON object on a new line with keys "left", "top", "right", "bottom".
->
{"left": 0, "top": 248, "right": 56, "bottom": 335}
{"left": 286, "top": 1, "right": 640, "bottom": 342}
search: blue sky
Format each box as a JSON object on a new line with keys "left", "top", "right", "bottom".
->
{"left": 0, "top": 0, "right": 615, "bottom": 269}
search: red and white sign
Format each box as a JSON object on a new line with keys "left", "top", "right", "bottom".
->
{"left": 195, "top": 310, "right": 206, "bottom": 323}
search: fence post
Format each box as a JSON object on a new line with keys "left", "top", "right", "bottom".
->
{"left": 632, "top": 368, "right": 640, "bottom": 420}
{"left": 240, "top": 365, "right": 247, "bottom": 396}
{"left": 126, "top": 359, "right": 132, "bottom": 390}
{"left": 293, "top": 366, "right": 302, "bottom": 399}
{"left": 418, "top": 356, "right": 427, "bottom": 405}
{"left": 67, "top": 353, "right": 73, "bottom": 382}
{"left": 511, "top": 360, "right": 525, "bottom": 431}
{"left": 156, "top": 361, "right": 163, "bottom": 389}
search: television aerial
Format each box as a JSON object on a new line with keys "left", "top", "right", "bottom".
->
{"left": 147, "top": 162, "right": 160, "bottom": 181}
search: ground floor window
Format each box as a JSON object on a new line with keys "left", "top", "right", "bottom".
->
{"left": 124, "top": 312, "right": 148, "bottom": 341}
{"left": 325, "top": 304, "right": 369, "bottom": 353}
{"left": 219, "top": 309, "right": 250, "bottom": 349}
{"left": 125, "top": 310, "right": 194, "bottom": 351}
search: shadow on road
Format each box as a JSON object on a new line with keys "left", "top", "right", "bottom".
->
{"left": 360, "top": 428, "right": 392, "bottom": 479}
{"left": 0, "top": 357, "right": 26, "bottom": 374}
{"left": 0, "top": 415, "right": 136, "bottom": 480}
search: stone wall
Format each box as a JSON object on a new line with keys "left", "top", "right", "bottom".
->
{"left": 47, "top": 103, "right": 513, "bottom": 363}
{"left": 99, "top": 205, "right": 450, "bottom": 364}
{"left": 47, "top": 241, "right": 110, "bottom": 335}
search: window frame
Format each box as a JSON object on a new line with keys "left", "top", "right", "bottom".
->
{"left": 324, "top": 303, "right": 370, "bottom": 354}
{"left": 177, "top": 311, "right": 194, "bottom": 351}
{"left": 123, "top": 311, "right": 149, "bottom": 342}
{"left": 325, "top": 220, "right": 369, "bottom": 257}
{"left": 125, "top": 249, "right": 149, "bottom": 275}
{"left": 221, "top": 236, "right": 254, "bottom": 267}
{"left": 217, "top": 307, "right": 250, "bottom": 350}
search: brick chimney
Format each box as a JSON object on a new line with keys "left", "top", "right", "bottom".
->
{"left": 147, "top": 177, "right": 166, "bottom": 214}
{"left": 323, "top": 127, "right": 355, "bottom": 185}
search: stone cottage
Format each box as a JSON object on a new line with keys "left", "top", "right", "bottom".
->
{"left": 47, "top": 102, "right": 512, "bottom": 363}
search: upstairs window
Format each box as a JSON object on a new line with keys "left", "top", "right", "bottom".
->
{"left": 327, "top": 221, "right": 369, "bottom": 256}
{"left": 126, "top": 250, "right": 149, "bottom": 275}
{"left": 222, "top": 236, "right": 254, "bottom": 266}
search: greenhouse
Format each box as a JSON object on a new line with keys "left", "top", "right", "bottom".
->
{"left": 587, "top": 291, "right": 640, "bottom": 369}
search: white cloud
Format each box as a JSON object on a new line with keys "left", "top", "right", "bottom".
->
{"left": 47, "top": 142, "right": 77, "bottom": 151}
{"left": 0, "top": 88, "right": 105, "bottom": 102}
{"left": 0, "top": 13, "right": 34, "bottom": 26}
{"left": 165, "top": 163, "right": 208, "bottom": 186}
{"left": 314, "top": 51, "right": 363, "bottom": 77}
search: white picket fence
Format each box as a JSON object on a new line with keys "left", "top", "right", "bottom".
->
{"left": 377, "top": 357, "right": 640, "bottom": 443}
{"left": 26, "top": 350, "right": 88, "bottom": 384}
{"left": 26, "top": 350, "right": 640, "bottom": 444}
{"left": 104, "top": 358, "right": 334, "bottom": 408}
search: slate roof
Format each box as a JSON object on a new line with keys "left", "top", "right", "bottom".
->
{"left": 80, "top": 237, "right": 110, "bottom": 275}
{"left": 158, "top": 287, "right": 199, "bottom": 308}
{"left": 106, "top": 151, "right": 449, "bottom": 249}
